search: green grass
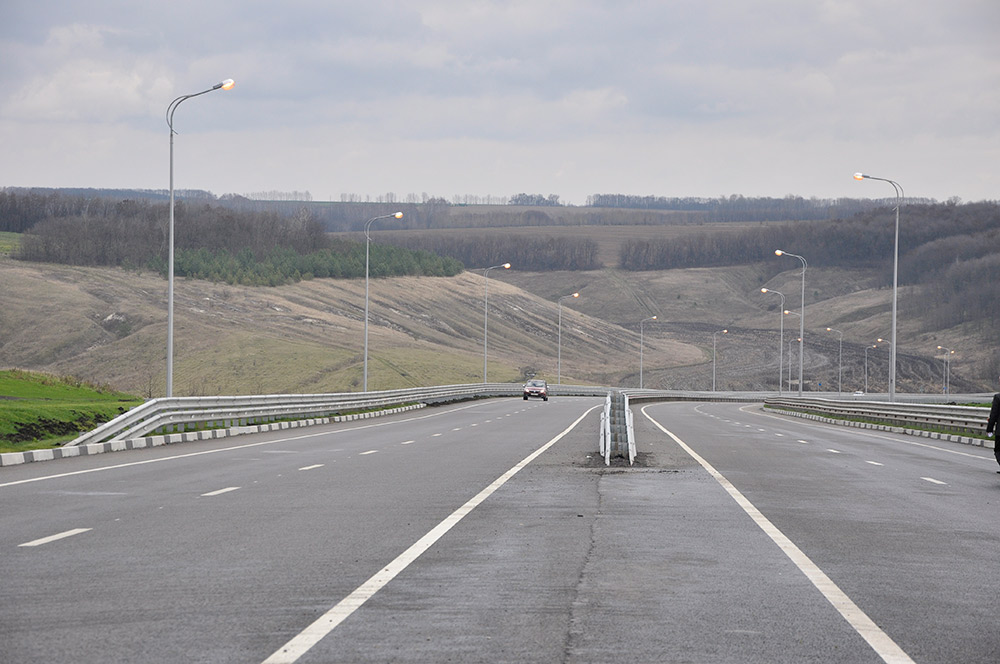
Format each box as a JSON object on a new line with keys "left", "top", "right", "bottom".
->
{"left": 0, "top": 232, "right": 20, "bottom": 256}
{"left": 0, "top": 369, "right": 142, "bottom": 453}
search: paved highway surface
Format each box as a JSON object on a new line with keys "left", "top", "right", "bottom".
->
{"left": 2, "top": 397, "right": 999, "bottom": 663}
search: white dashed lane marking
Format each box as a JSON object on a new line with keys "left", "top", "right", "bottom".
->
{"left": 299, "top": 464, "right": 324, "bottom": 471}
{"left": 19, "top": 528, "right": 92, "bottom": 548}
{"left": 202, "top": 487, "right": 240, "bottom": 497}
{"left": 922, "top": 477, "right": 947, "bottom": 485}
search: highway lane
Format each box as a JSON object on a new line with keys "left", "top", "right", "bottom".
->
{"left": 638, "top": 401, "right": 1000, "bottom": 664}
{"left": 5, "top": 397, "right": 1000, "bottom": 662}
{"left": 1, "top": 397, "right": 601, "bottom": 663}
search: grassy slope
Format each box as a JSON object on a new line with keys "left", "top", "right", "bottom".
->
{"left": 0, "top": 369, "right": 142, "bottom": 452}
{"left": 0, "top": 219, "right": 992, "bottom": 401}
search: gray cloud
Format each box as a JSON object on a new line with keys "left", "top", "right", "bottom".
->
{"left": 1, "top": 0, "right": 998, "bottom": 203}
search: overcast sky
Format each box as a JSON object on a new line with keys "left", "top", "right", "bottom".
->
{"left": 1, "top": 0, "right": 998, "bottom": 205}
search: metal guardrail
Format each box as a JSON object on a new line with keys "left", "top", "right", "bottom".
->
{"left": 598, "top": 390, "right": 636, "bottom": 465}
{"left": 763, "top": 396, "right": 990, "bottom": 436}
{"left": 65, "top": 384, "right": 993, "bottom": 454}
{"left": 67, "top": 383, "right": 535, "bottom": 447}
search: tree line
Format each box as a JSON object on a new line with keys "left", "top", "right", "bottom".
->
{"left": 14, "top": 197, "right": 462, "bottom": 285}
{"left": 378, "top": 233, "right": 601, "bottom": 271}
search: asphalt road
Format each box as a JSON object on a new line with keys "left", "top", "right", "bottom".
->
{"left": 2, "top": 398, "right": 999, "bottom": 663}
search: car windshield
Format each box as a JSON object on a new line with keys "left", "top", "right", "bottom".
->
{"left": 526, "top": 380, "right": 545, "bottom": 387}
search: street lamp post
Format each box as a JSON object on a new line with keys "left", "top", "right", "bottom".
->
{"left": 855, "top": 172, "right": 904, "bottom": 401}
{"left": 865, "top": 344, "right": 877, "bottom": 393}
{"left": 363, "top": 211, "right": 403, "bottom": 392}
{"left": 826, "top": 327, "right": 843, "bottom": 396}
{"left": 712, "top": 329, "right": 728, "bottom": 392}
{"left": 937, "top": 345, "right": 954, "bottom": 394}
{"left": 775, "top": 250, "right": 807, "bottom": 396}
{"left": 783, "top": 309, "right": 801, "bottom": 392}
{"left": 761, "top": 288, "right": 785, "bottom": 394}
{"left": 482, "top": 263, "right": 511, "bottom": 383}
{"left": 557, "top": 292, "right": 580, "bottom": 385}
{"left": 639, "top": 316, "right": 657, "bottom": 389}
{"left": 165, "top": 78, "right": 235, "bottom": 398}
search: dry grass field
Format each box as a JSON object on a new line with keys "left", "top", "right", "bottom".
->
{"left": 0, "top": 248, "right": 989, "bottom": 397}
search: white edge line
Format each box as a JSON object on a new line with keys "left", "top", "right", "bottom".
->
{"left": 641, "top": 405, "right": 915, "bottom": 664}
{"left": 261, "top": 404, "right": 600, "bottom": 664}
{"left": 202, "top": 486, "right": 240, "bottom": 497}
{"left": 19, "top": 527, "right": 92, "bottom": 547}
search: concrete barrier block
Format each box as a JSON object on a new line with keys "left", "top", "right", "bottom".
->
{"left": 0, "top": 452, "right": 26, "bottom": 466}
{"left": 25, "top": 449, "right": 55, "bottom": 462}
{"left": 81, "top": 444, "right": 107, "bottom": 455}
{"left": 56, "top": 447, "right": 81, "bottom": 459}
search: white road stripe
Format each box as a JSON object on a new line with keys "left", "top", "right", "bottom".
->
{"left": 642, "top": 406, "right": 915, "bottom": 664}
{"left": 827, "top": 449, "right": 843, "bottom": 454}
{"left": 866, "top": 461, "right": 884, "bottom": 466}
{"left": 400, "top": 440, "right": 415, "bottom": 445}
{"left": 19, "top": 528, "right": 92, "bottom": 547}
{"left": 299, "top": 464, "right": 324, "bottom": 471}
{"left": 261, "top": 404, "right": 601, "bottom": 664}
{"left": 922, "top": 477, "right": 947, "bottom": 485}
{"left": 359, "top": 450, "right": 378, "bottom": 456}
{"left": 798, "top": 440, "right": 809, "bottom": 444}
{"left": 202, "top": 487, "right": 240, "bottom": 497}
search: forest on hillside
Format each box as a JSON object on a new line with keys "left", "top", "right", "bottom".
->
{"left": 10, "top": 197, "right": 462, "bottom": 285}
{"left": 4, "top": 191, "right": 999, "bottom": 332}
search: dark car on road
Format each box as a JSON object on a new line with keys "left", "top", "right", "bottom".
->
{"left": 523, "top": 379, "right": 548, "bottom": 401}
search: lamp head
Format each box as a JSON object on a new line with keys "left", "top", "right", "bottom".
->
{"left": 393, "top": 212, "right": 403, "bottom": 219}
{"left": 775, "top": 249, "right": 784, "bottom": 256}
{"left": 502, "top": 263, "right": 511, "bottom": 269}
{"left": 854, "top": 172, "right": 867, "bottom": 181}
{"left": 652, "top": 315, "right": 657, "bottom": 320}
{"left": 722, "top": 329, "right": 728, "bottom": 334}
{"left": 760, "top": 287, "right": 769, "bottom": 293}
{"left": 572, "top": 292, "right": 579, "bottom": 298}
{"left": 217, "top": 79, "right": 235, "bottom": 91}
{"left": 877, "top": 338, "right": 886, "bottom": 343}
{"left": 826, "top": 327, "right": 833, "bottom": 332}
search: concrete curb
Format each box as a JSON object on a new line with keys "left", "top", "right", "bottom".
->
{"left": 0, "top": 404, "right": 425, "bottom": 468}
{"left": 767, "top": 406, "right": 995, "bottom": 450}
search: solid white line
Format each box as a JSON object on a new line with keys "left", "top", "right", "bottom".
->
{"left": 201, "top": 487, "right": 240, "bottom": 497}
{"left": 19, "top": 528, "right": 92, "bottom": 547}
{"left": 641, "top": 406, "right": 915, "bottom": 664}
{"left": 299, "top": 464, "right": 324, "bottom": 471}
{"left": 359, "top": 450, "right": 378, "bottom": 456}
{"left": 922, "top": 477, "right": 947, "bottom": 485}
{"left": 261, "top": 404, "right": 600, "bottom": 664}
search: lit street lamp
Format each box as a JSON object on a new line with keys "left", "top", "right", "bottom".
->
{"left": 775, "top": 249, "right": 807, "bottom": 396}
{"left": 855, "top": 172, "right": 904, "bottom": 401}
{"left": 826, "top": 327, "right": 843, "bottom": 396}
{"left": 363, "top": 211, "right": 403, "bottom": 392}
{"left": 639, "top": 316, "right": 657, "bottom": 389}
{"left": 712, "top": 329, "right": 728, "bottom": 392}
{"left": 165, "top": 78, "right": 235, "bottom": 397}
{"left": 557, "top": 292, "right": 580, "bottom": 385}
{"left": 482, "top": 263, "right": 511, "bottom": 383}
{"left": 761, "top": 288, "right": 785, "bottom": 394}
{"left": 937, "top": 345, "right": 954, "bottom": 394}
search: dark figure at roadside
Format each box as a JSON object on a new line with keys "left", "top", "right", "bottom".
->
{"left": 987, "top": 376, "right": 1000, "bottom": 472}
